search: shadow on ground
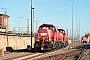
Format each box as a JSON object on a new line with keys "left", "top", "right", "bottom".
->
{"left": 6, "top": 47, "right": 51, "bottom": 53}
{"left": 75, "top": 43, "right": 90, "bottom": 50}
{"left": 6, "top": 44, "right": 51, "bottom": 53}
{"left": 6, "top": 45, "right": 36, "bottom": 53}
{"left": 6, "top": 44, "right": 90, "bottom": 53}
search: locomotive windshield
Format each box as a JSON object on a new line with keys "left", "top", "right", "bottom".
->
{"left": 58, "top": 29, "right": 65, "bottom": 33}
{"left": 40, "top": 26, "right": 53, "bottom": 30}
{"left": 39, "top": 24, "right": 56, "bottom": 31}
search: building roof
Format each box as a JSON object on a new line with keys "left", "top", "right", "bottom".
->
{"left": 0, "top": 14, "right": 9, "bottom": 17}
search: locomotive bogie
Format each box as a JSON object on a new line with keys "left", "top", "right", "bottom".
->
{"left": 81, "top": 39, "right": 88, "bottom": 43}
{"left": 34, "top": 41, "right": 53, "bottom": 51}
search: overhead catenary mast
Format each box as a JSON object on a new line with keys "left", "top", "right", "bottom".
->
{"left": 27, "top": 19, "right": 29, "bottom": 33}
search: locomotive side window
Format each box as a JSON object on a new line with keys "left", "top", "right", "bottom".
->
{"left": 40, "top": 27, "right": 46, "bottom": 29}
{"left": 58, "top": 29, "right": 63, "bottom": 33}
{"left": 47, "top": 26, "right": 51, "bottom": 30}
{"left": 63, "top": 31, "right": 65, "bottom": 33}
{"left": 53, "top": 27, "right": 56, "bottom": 32}
{"left": 60, "top": 30, "right": 63, "bottom": 33}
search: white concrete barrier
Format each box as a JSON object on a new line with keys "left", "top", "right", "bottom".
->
{"left": 0, "top": 34, "right": 35, "bottom": 51}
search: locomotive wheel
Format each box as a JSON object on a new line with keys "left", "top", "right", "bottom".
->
{"left": 56, "top": 42, "right": 60, "bottom": 49}
{"left": 34, "top": 42, "right": 41, "bottom": 51}
{"left": 61, "top": 43, "right": 64, "bottom": 48}
{"left": 58, "top": 42, "right": 62, "bottom": 48}
{"left": 34, "top": 47, "right": 40, "bottom": 51}
{"left": 51, "top": 45, "right": 54, "bottom": 51}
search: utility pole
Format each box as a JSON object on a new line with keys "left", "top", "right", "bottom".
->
{"left": 71, "top": 0, "right": 74, "bottom": 46}
{"left": 35, "top": 21, "right": 38, "bottom": 32}
{"left": 66, "top": 29, "right": 68, "bottom": 36}
{"left": 74, "top": 31, "right": 76, "bottom": 40}
{"left": 18, "top": 17, "right": 22, "bottom": 33}
{"left": 32, "top": 8, "right": 35, "bottom": 34}
{"left": 79, "top": 17, "right": 80, "bottom": 39}
{"left": 13, "top": 27, "right": 16, "bottom": 33}
{"left": 31, "top": 0, "right": 33, "bottom": 50}
{"left": 70, "top": 29, "right": 71, "bottom": 38}
{"left": 27, "top": 19, "right": 29, "bottom": 33}
{"left": 76, "top": 11, "right": 78, "bottom": 38}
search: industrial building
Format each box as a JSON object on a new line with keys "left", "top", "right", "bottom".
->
{"left": 0, "top": 14, "right": 9, "bottom": 32}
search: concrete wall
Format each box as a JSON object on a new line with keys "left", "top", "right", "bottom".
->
{"left": 0, "top": 34, "right": 35, "bottom": 51}
{"left": 0, "top": 35, "right": 7, "bottom": 51}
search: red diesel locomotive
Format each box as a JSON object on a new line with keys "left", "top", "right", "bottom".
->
{"left": 81, "top": 33, "right": 90, "bottom": 43}
{"left": 57, "top": 29, "right": 68, "bottom": 47}
{"left": 34, "top": 24, "right": 68, "bottom": 51}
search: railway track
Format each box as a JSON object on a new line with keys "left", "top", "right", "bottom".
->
{"left": 78, "top": 49, "right": 90, "bottom": 60}
{"left": 4, "top": 47, "right": 72, "bottom": 60}
{"left": 4, "top": 52, "right": 42, "bottom": 60}
{"left": 3, "top": 42, "right": 89, "bottom": 60}
{"left": 0, "top": 51, "right": 12, "bottom": 57}
{"left": 33, "top": 49, "right": 82, "bottom": 60}
{"left": 6, "top": 49, "right": 88, "bottom": 60}
{"left": 33, "top": 44, "right": 90, "bottom": 60}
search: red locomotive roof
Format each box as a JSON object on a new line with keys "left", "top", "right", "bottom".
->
{"left": 58, "top": 29, "right": 64, "bottom": 30}
{"left": 58, "top": 29, "right": 65, "bottom": 31}
{"left": 39, "top": 24, "right": 55, "bottom": 27}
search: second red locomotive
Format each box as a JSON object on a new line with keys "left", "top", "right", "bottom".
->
{"left": 81, "top": 33, "right": 90, "bottom": 43}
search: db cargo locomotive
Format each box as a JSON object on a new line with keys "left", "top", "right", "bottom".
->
{"left": 81, "top": 33, "right": 90, "bottom": 43}
{"left": 34, "top": 24, "right": 68, "bottom": 51}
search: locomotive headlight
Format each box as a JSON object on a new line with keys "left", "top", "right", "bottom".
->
{"left": 46, "top": 39, "right": 49, "bottom": 41}
{"left": 37, "top": 39, "right": 40, "bottom": 42}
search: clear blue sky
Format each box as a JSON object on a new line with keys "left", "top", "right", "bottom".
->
{"left": 0, "top": 0, "right": 90, "bottom": 37}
